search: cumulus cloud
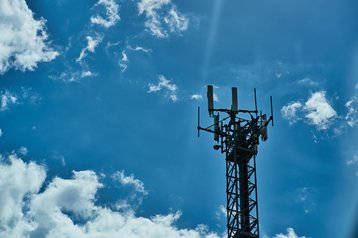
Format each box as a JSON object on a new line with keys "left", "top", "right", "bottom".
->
{"left": 0, "top": 0, "right": 58, "bottom": 74}
{"left": 0, "top": 154, "right": 46, "bottom": 236}
{"left": 0, "top": 90, "right": 18, "bottom": 111}
{"left": 304, "top": 91, "right": 337, "bottom": 130}
{"left": 91, "top": 0, "right": 120, "bottom": 28}
{"left": 280, "top": 101, "right": 302, "bottom": 125}
{"left": 0, "top": 155, "right": 223, "bottom": 238}
{"left": 138, "top": 0, "right": 189, "bottom": 38}
{"left": 345, "top": 96, "right": 358, "bottom": 127}
{"left": 76, "top": 36, "right": 103, "bottom": 63}
{"left": 148, "top": 75, "right": 178, "bottom": 101}
{"left": 281, "top": 91, "right": 337, "bottom": 130}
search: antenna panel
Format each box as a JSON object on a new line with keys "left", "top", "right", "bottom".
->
{"left": 231, "top": 87, "right": 238, "bottom": 112}
{"left": 207, "top": 85, "right": 214, "bottom": 115}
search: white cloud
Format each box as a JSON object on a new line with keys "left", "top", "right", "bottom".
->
{"left": 91, "top": 0, "right": 120, "bottom": 28}
{"left": 0, "top": 90, "right": 18, "bottom": 111}
{"left": 112, "top": 170, "right": 148, "bottom": 195}
{"left": 81, "top": 70, "right": 95, "bottom": 78}
{"left": 53, "top": 153, "right": 66, "bottom": 166}
{"left": 345, "top": 96, "right": 358, "bottom": 127}
{"left": 119, "top": 50, "right": 129, "bottom": 73}
{"left": 0, "top": 0, "right": 58, "bottom": 74}
{"left": 164, "top": 7, "right": 189, "bottom": 33}
{"left": 148, "top": 75, "right": 178, "bottom": 101}
{"left": 0, "top": 154, "right": 46, "bottom": 236}
{"left": 281, "top": 91, "right": 337, "bottom": 130}
{"left": 50, "top": 69, "right": 97, "bottom": 82}
{"left": 355, "top": 83, "right": 358, "bottom": 90}
{"left": 347, "top": 154, "right": 358, "bottom": 166}
{"left": 215, "top": 205, "right": 226, "bottom": 220}
{"left": 280, "top": 101, "right": 302, "bottom": 125}
{"left": 0, "top": 128, "right": 2, "bottom": 138}
{"left": 18, "top": 146, "right": 28, "bottom": 156}
{"left": 76, "top": 36, "right": 102, "bottom": 62}
{"left": 21, "top": 87, "right": 42, "bottom": 104}
{"left": 138, "top": 0, "right": 189, "bottom": 38}
{"left": 295, "top": 187, "right": 316, "bottom": 214}
{"left": 127, "top": 45, "right": 152, "bottom": 54}
{"left": 297, "top": 78, "right": 318, "bottom": 86}
{"left": 0, "top": 155, "right": 223, "bottom": 238}
{"left": 266, "top": 228, "right": 306, "bottom": 238}
{"left": 191, "top": 94, "right": 203, "bottom": 100}
{"left": 304, "top": 91, "right": 337, "bottom": 130}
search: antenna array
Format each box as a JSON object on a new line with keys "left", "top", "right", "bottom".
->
{"left": 198, "top": 85, "right": 273, "bottom": 238}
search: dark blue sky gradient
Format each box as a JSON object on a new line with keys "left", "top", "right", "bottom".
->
{"left": 1, "top": 0, "right": 358, "bottom": 237}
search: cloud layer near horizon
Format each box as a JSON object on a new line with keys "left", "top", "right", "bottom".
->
{"left": 0, "top": 154, "right": 223, "bottom": 238}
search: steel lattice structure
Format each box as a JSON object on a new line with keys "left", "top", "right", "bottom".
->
{"left": 198, "top": 85, "right": 273, "bottom": 238}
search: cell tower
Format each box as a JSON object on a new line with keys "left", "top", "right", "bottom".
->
{"left": 198, "top": 85, "right": 273, "bottom": 238}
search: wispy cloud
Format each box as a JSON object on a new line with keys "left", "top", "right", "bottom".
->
{"left": 0, "top": 0, "right": 59, "bottom": 74}
{"left": 295, "top": 187, "right": 317, "bottom": 214}
{"left": 127, "top": 45, "right": 152, "bottom": 54}
{"left": 76, "top": 35, "right": 103, "bottom": 62}
{"left": 148, "top": 75, "right": 178, "bottom": 101}
{"left": 346, "top": 154, "right": 358, "bottom": 166}
{"left": 119, "top": 50, "right": 129, "bottom": 73}
{"left": 91, "top": 0, "right": 120, "bottom": 28}
{"left": 138, "top": 0, "right": 189, "bottom": 38}
{"left": 345, "top": 96, "right": 358, "bottom": 127}
{"left": 112, "top": 170, "right": 148, "bottom": 196}
{"left": 297, "top": 77, "right": 318, "bottom": 86}
{"left": 191, "top": 94, "right": 203, "bottom": 100}
{"left": 281, "top": 101, "right": 303, "bottom": 125}
{"left": 18, "top": 147, "right": 28, "bottom": 156}
{"left": 0, "top": 155, "right": 223, "bottom": 238}
{"left": 346, "top": 154, "right": 358, "bottom": 176}
{"left": 0, "top": 91, "right": 18, "bottom": 111}
{"left": 49, "top": 69, "right": 97, "bottom": 82}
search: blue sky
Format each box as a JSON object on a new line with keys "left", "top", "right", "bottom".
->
{"left": 0, "top": 0, "right": 357, "bottom": 237}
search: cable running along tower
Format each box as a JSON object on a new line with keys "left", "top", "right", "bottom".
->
{"left": 198, "top": 86, "right": 273, "bottom": 238}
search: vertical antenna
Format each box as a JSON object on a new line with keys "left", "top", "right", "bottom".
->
{"left": 207, "top": 85, "right": 214, "bottom": 117}
{"left": 254, "top": 88, "right": 258, "bottom": 114}
{"left": 270, "top": 96, "right": 274, "bottom": 126}
{"left": 231, "top": 87, "right": 238, "bottom": 112}
{"left": 197, "top": 106, "right": 201, "bottom": 137}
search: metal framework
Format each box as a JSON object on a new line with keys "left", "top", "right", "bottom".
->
{"left": 198, "top": 86, "right": 273, "bottom": 238}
